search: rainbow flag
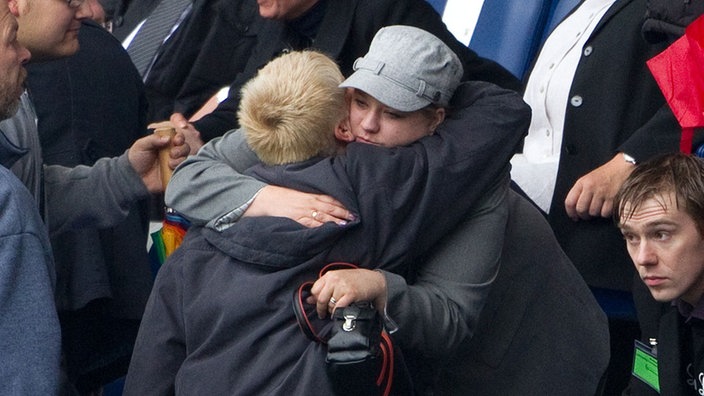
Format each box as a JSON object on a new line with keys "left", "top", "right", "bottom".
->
{"left": 149, "top": 209, "right": 190, "bottom": 277}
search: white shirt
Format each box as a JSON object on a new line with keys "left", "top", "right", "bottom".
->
{"left": 510, "top": 0, "right": 616, "bottom": 212}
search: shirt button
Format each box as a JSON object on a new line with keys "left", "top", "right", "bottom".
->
{"left": 545, "top": 129, "right": 551, "bottom": 137}
{"left": 570, "top": 95, "right": 583, "bottom": 107}
{"left": 583, "top": 46, "right": 593, "bottom": 56}
{"left": 540, "top": 86, "right": 545, "bottom": 93}
{"left": 549, "top": 62, "right": 555, "bottom": 69}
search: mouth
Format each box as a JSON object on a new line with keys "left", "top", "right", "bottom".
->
{"left": 355, "top": 137, "right": 378, "bottom": 146}
{"left": 642, "top": 276, "right": 667, "bottom": 287}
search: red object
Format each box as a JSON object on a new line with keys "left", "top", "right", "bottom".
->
{"left": 647, "top": 14, "right": 704, "bottom": 153}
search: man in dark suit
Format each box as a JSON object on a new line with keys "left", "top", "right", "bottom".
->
{"left": 168, "top": 0, "right": 521, "bottom": 153}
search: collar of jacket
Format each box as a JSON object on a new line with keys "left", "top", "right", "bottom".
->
{"left": 0, "top": 129, "right": 28, "bottom": 169}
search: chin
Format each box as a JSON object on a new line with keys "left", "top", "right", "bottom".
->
{"left": 650, "top": 289, "right": 677, "bottom": 304}
{"left": 57, "top": 45, "right": 80, "bottom": 59}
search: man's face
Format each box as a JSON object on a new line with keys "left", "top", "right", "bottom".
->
{"left": 619, "top": 192, "right": 704, "bottom": 305}
{"left": 0, "top": 0, "right": 30, "bottom": 119}
{"left": 11, "top": 0, "right": 92, "bottom": 62}
{"left": 346, "top": 89, "right": 443, "bottom": 147}
{"left": 257, "top": 0, "right": 318, "bottom": 20}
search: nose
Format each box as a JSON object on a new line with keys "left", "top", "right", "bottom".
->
{"left": 19, "top": 45, "right": 31, "bottom": 65}
{"left": 633, "top": 241, "right": 657, "bottom": 268}
{"left": 75, "top": 0, "right": 94, "bottom": 20}
{"left": 360, "top": 110, "right": 380, "bottom": 134}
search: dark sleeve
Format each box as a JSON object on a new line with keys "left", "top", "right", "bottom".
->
{"left": 383, "top": 176, "right": 507, "bottom": 358}
{"left": 192, "top": 81, "right": 243, "bottom": 142}
{"left": 123, "top": 253, "right": 187, "bottom": 395}
{"left": 345, "top": 81, "right": 529, "bottom": 261}
{"left": 172, "top": 0, "right": 259, "bottom": 118}
{"left": 619, "top": 104, "right": 704, "bottom": 161}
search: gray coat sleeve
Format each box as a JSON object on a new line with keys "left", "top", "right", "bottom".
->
{"left": 383, "top": 173, "right": 507, "bottom": 359}
{"left": 44, "top": 152, "right": 150, "bottom": 236}
{"left": 123, "top": 244, "right": 186, "bottom": 396}
{"left": 165, "top": 129, "right": 265, "bottom": 228}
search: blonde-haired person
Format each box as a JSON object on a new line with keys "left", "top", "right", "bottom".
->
{"left": 238, "top": 50, "right": 344, "bottom": 165}
{"left": 127, "top": 26, "right": 531, "bottom": 394}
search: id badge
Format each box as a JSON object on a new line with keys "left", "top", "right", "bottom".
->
{"left": 632, "top": 339, "right": 660, "bottom": 393}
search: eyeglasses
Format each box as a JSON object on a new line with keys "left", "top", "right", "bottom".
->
{"left": 66, "top": 0, "right": 85, "bottom": 8}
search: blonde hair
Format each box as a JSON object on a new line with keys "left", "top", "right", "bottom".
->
{"left": 238, "top": 50, "right": 346, "bottom": 165}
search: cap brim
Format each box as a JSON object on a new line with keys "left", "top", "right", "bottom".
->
{"left": 340, "top": 69, "right": 430, "bottom": 112}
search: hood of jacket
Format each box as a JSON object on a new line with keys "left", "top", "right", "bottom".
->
{"left": 0, "top": 129, "right": 28, "bottom": 169}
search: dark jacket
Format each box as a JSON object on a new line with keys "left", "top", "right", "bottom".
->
{"left": 432, "top": 191, "right": 610, "bottom": 395}
{"left": 656, "top": 307, "right": 704, "bottom": 395}
{"left": 111, "top": 0, "right": 160, "bottom": 41}
{"left": 631, "top": 305, "right": 704, "bottom": 395}
{"left": 143, "top": 0, "right": 260, "bottom": 122}
{"left": 123, "top": 82, "right": 530, "bottom": 395}
{"left": 194, "top": 0, "right": 521, "bottom": 142}
{"left": 112, "top": 0, "right": 257, "bottom": 123}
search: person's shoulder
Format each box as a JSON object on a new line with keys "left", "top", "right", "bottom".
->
{"left": 449, "top": 82, "right": 529, "bottom": 117}
{"left": 214, "top": 0, "right": 260, "bottom": 27}
{"left": 79, "top": 20, "right": 131, "bottom": 52}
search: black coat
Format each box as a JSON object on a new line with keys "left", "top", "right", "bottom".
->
{"left": 112, "top": 0, "right": 259, "bottom": 123}
{"left": 193, "top": 0, "right": 521, "bottom": 142}
{"left": 111, "top": 0, "right": 161, "bottom": 42}
{"left": 656, "top": 307, "right": 704, "bottom": 395}
{"left": 432, "top": 191, "right": 610, "bottom": 395}
{"left": 631, "top": 306, "right": 704, "bottom": 395}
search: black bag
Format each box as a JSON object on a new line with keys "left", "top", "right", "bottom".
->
{"left": 292, "top": 263, "right": 394, "bottom": 396}
{"left": 327, "top": 302, "right": 385, "bottom": 396}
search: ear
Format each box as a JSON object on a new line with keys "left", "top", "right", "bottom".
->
{"left": 8, "top": 0, "right": 20, "bottom": 16}
{"left": 335, "top": 117, "right": 354, "bottom": 142}
{"left": 428, "top": 107, "right": 446, "bottom": 133}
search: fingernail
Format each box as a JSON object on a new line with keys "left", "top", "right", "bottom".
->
{"left": 337, "top": 220, "right": 347, "bottom": 226}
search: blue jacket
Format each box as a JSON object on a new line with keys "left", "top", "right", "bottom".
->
{"left": 0, "top": 131, "right": 61, "bottom": 395}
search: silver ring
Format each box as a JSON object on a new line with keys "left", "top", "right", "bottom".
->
{"left": 329, "top": 297, "right": 337, "bottom": 305}
{"left": 312, "top": 210, "right": 319, "bottom": 219}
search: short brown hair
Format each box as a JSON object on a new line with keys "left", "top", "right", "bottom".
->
{"left": 614, "top": 152, "right": 704, "bottom": 235}
{"left": 238, "top": 50, "right": 345, "bottom": 165}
